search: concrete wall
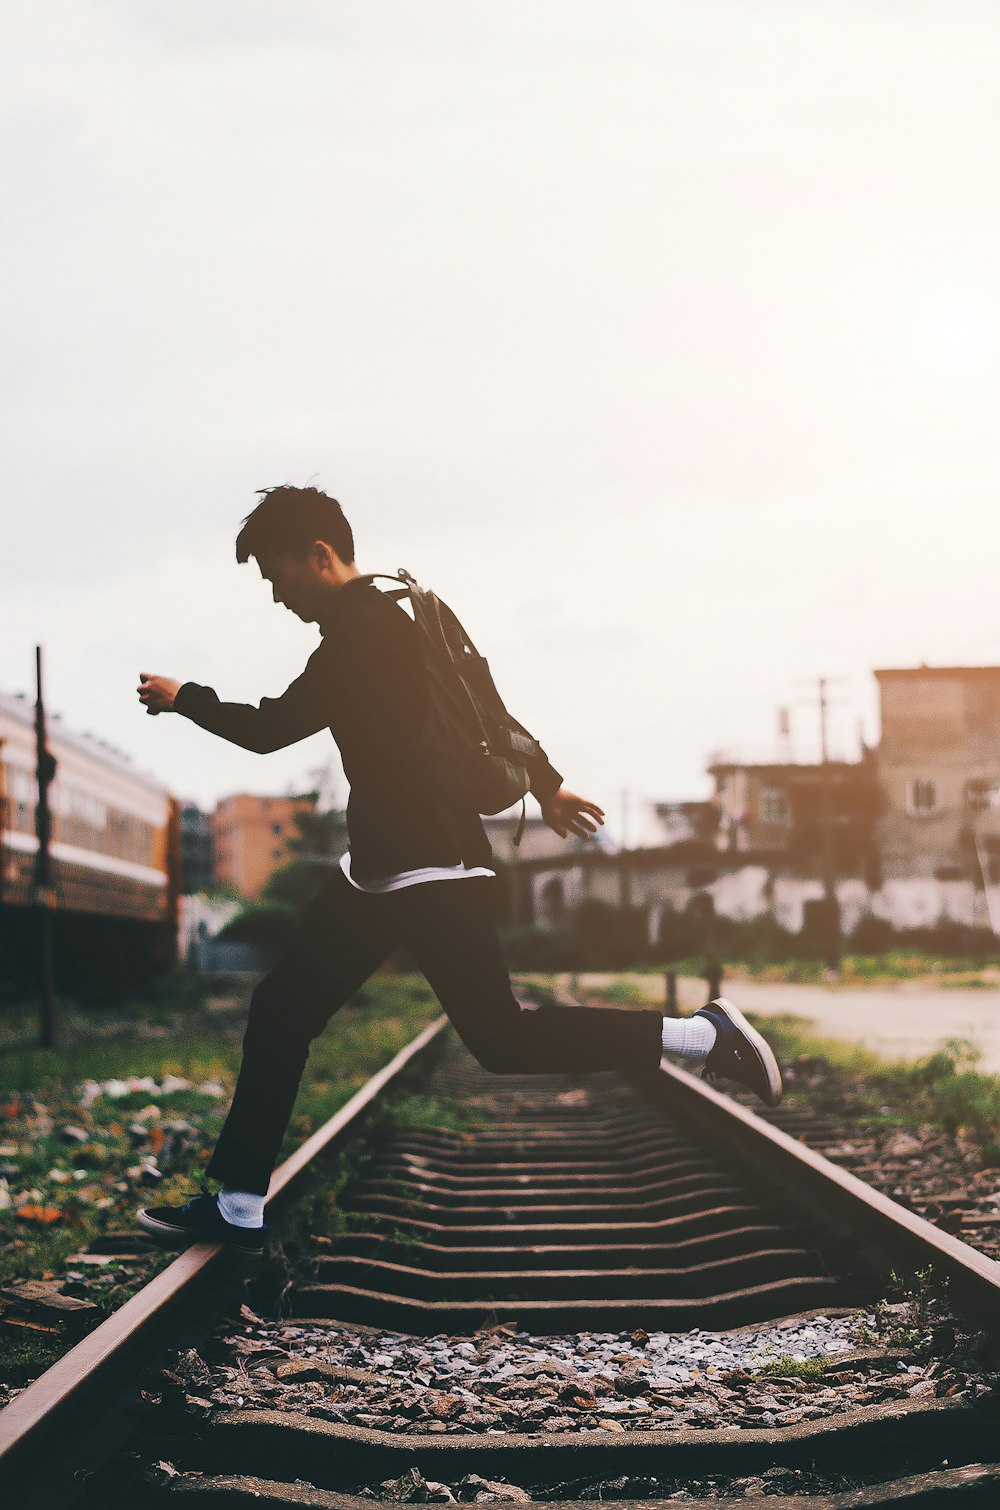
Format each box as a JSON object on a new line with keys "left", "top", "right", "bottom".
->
{"left": 518, "top": 854, "right": 998, "bottom": 941}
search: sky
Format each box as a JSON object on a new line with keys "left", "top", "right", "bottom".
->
{"left": 3, "top": 2, "right": 1000, "bottom": 838}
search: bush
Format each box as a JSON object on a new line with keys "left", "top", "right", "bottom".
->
{"left": 850, "top": 915, "right": 895, "bottom": 954}
{"left": 218, "top": 900, "right": 298, "bottom": 959}
{"left": 500, "top": 924, "right": 576, "bottom": 970}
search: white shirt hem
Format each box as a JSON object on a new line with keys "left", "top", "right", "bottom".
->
{"left": 339, "top": 851, "right": 496, "bottom": 894}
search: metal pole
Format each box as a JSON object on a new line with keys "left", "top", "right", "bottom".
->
{"left": 664, "top": 969, "right": 677, "bottom": 1016}
{"left": 818, "top": 676, "right": 841, "bottom": 972}
{"left": 619, "top": 788, "right": 631, "bottom": 911}
{"left": 33, "top": 647, "right": 58, "bottom": 1049}
{"left": 705, "top": 958, "right": 722, "bottom": 1004}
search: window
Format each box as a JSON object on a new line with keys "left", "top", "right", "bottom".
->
{"left": 760, "top": 787, "right": 790, "bottom": 826}
{"left": 11, "top": 771, "right": 35, "bottom": 804}
{"left": 967, "top": 778, "right": 1000, "bottom": 812}
{"left": 907, "top": 779, "right": 939, "bottom": 817}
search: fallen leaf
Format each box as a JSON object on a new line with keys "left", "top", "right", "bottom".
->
{"left": 15, "top": 1204, "right": 62, "bottom": 1225}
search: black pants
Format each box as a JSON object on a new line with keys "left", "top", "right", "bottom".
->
{"left": 207, "top": 870, "right": 664, "bottom": 1194}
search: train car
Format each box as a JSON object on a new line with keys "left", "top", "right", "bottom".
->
{"left": 0, "top": 690, "right": 179, "bottom": 1002}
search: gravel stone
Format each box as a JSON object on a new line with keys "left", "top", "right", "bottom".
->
{"left": 167, "top": 1304, "right": 968, "bottom": 1439}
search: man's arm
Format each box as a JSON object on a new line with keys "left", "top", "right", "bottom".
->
{"left": 137, "top": 652, "right": 328, "bottom": 754}
{"left": 524, "top": 744, "right": 564, "bottom": 805}
{"left": 537, "top": 785, "right": 605, "bottom": 839}
{"left": 521, "top": 742, "right": 605, "bottom": 840}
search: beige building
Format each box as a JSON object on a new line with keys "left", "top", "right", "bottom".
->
{"left": 709, "top": 758, "right": 878, "bottom": 873}
{"left": 212, "top": 792, "right": 316, "bottom": 899}
{"left": 874, "top": 666, "right": 1000, "bottom": 930}
{"left": 483, "top": 668, "right": 1000, "bottom": 946}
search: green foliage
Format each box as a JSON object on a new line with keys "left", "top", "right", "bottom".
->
{"left": 858, "top": 1266, "right": 948, "bottom": 1349}
{"left": 0, "top": 980, "right": 440, "bottom": 1320}
{"left": 755, "top": 1356, "right": 830, "bottom": 1381}
{"left": 589, "top": 978, "right": 652, "bottom": 1006}
{"left": 758, "top": 1013, "right": 1000, "bottom": 1148}
{"left": 384, "top": 1094, "right": 476, "bottom": 1133}
{"left": 0, "top": 1330, "right": 65, "bottom": 1385}
{"left": 216, "top": 803, "right": 350, "bottom": 955}
{"left": 217, "top": 899, "right": 298, "bottom": 957}
{"left": 499, "top": 890, "right": 1000, "bottom": 975}
{"left": 500, "top": 924, "right": 577, "bottom": 970}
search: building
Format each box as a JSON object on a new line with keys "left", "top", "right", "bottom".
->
{"left": 874, "top": 666, "right": 1000, "bottom": 931}
{"left": 485, "top": 802, "right": 719, "bottom": 942}
{"left": 482, "top": 813, "right": 598, "bottom": 927}
{"left": 212, "top": 792, "right": 317, "bottom": 900}
{"left": 709, "top": 757, "right": 878, "bottom": 871}
{"left": 508, "top": 666, "right": 1000, "bottom": 945}
{"left": 179, "top": 801, "right": 214, "bottom": 894}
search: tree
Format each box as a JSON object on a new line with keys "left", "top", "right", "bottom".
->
{"left": 218, "top": 801, "right": 349, "bottom": 958}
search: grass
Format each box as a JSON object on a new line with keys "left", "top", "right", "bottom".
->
{"left": 568, "top": 963, "right": 1000, "bottom": 1154}
{"left": 383, "top": 1093, "right": 477, "bottom": 1133}
{"left": 750, "top": 1013, "right": 1000, "bottom": 1150}
{"left": 559, "top": 953, "right": 1000, "bottom": 988}
{"left": 857, "top": 1267, "right": 948, "bottom": 1350}
{"left": 754, "top": 1356, "right": 831, "bottom": 1381}
{"left": 0, "top": 976, "right": 440, "bottom": 1308}
{"left": 557, "top": 968, "right": 1000, "bottom": 1161}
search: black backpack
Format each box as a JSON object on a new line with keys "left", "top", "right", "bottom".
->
{"left": 359, "top": 568, "right": 543, "bottom": 841}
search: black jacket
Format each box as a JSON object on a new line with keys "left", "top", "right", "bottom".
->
{"left": 175, "top": 578, "right": 563, "bottom": 882}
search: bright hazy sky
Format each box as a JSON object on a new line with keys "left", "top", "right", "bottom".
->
{"left": 4, "top": 2, "right": 1000, "bottom": 836}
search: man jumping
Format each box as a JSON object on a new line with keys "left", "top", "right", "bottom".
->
{"left": 136, "top": 486, "right": 781, "bottom": 1252}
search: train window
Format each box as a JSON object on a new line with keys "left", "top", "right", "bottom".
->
{"left": 12, "top": 770, "right": 35, "bottom": 804}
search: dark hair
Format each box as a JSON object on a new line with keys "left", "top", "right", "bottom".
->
{"left": 235, "top": 485, "right": 355, "bottom": 566}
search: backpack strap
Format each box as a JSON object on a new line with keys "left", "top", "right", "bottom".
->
{"left": 356, "top": 569, "right": 417, "bottom": 602}
{"left": 514, "top": 797, "right": 527, "bottom": 847}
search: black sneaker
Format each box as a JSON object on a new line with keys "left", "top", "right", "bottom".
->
{"left": 694, "top": 997, "right": 783, "bottom": 1108}
{"left": 137, "top": 1188, "right": 266, "bottom": 1254}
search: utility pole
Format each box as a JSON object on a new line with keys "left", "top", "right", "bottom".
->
{"left": 619, "top": 787, "right": 632, "bottom": 911}
{"left": 33, "top": 646, "right": 58, "bottom": 1048}
{"left": 817, "top": 676, "right": 841, "bottom": 972}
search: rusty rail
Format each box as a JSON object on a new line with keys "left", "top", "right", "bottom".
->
{"left": 0, "top": 1014, "right": 449, "bottom": 1497}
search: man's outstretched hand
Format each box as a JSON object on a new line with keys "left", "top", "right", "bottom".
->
{"left": 538, "top": 788, "right": 605, "bottom": 840}
{"left": 138, "top": 673, "right": 182, "bottom": 716}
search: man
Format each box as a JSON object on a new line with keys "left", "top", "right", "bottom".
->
{"left": 136, "top": 485, "right": 781, "bottom": 1252}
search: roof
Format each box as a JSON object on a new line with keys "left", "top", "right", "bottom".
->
{"left": 874, "top": 665, "right": 1000, "bottom": 680}
{"left": 707, "top": 759, "right": 864, "bottom": 776}
{"left": 0, "top": 690, "right": 168, "bottom": 796}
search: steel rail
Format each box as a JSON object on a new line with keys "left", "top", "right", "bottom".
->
{"left": 150, "top": 1046, "right": 1000, "bottom": 1507}
{"left": 649, "top": 1056, "right": 1000, "bottom": 1321}
{"left": 0, "top": 1013, "right": 449, "bottom": 1491}
{"left": 7, "top": 1018, "right": 1000, "bottom": 1504}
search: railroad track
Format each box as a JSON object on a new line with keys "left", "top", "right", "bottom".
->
{"left": 3, "top": 1007, "right": 1000, "bottom": 1508}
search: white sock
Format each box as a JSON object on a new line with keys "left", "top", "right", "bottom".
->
{"left": 661, "top": 1014, "right": 717, "bottom": 1059}
{"left": 217, "top": 1187, "right": 266, "bottom": 1229}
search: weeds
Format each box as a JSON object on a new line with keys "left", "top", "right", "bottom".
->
{"left": 754, "top": 1017, "right": 1000, "bottom": 1151}
{"left": 857, "top": 1266, "right": 949, "bottom": 1350}
{"left": 754, "top": 1356, "right": 831, "bottom": 1381}
{"left": 0, "top": 1329, "right": 64, "bottom": 1385}
{"left": 383, "top": 1094, "right": 475, "bottom": 1133}
{"left": 0, "top": 982, "right": 440, "bottom": 1310}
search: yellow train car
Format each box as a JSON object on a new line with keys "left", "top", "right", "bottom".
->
{"left": 0, "top": 691, "right": 179, "bottom": 998}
